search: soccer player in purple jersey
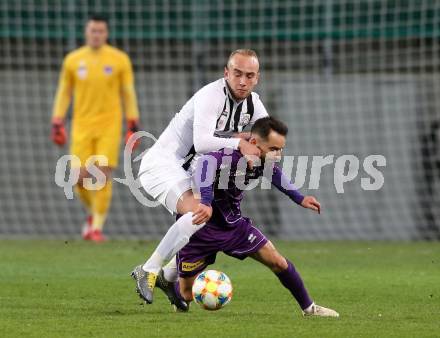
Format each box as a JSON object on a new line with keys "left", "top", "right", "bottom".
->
{"left": 169, "top": 116, "right": 339, "bottom": 317}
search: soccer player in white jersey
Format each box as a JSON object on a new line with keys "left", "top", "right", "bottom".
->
{"left": 132, "top": 49, "right": 268, "bottom": 309}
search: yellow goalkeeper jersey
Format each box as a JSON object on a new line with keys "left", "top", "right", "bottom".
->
{"left": 52, "top": 44, "right": 139, "bottom": 137}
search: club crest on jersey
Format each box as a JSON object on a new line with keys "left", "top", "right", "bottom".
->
{"left": 239, "top": 113, "right": 251, "bottom": 127}
{"left": 77, "top": 65, "right": 87, "bottom": 79}
{"left": 103, "top": 65, "right": 113, "bottom": 75}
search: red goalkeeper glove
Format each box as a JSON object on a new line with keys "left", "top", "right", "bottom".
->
{"left": 51, "top": 118, "right": 67, "bottom": 146}
{"left": 125, "top": 119, "right": 140, "bottom": 150}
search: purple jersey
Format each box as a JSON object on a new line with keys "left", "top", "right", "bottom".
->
{"left": 193, "top": 148, "right": 305, "bottom": 228}
{"left": 178, "top": 149, "right": 314, "bottom": 311}
{"left": 177, "top": 148, "right": 305, "bottom": 277}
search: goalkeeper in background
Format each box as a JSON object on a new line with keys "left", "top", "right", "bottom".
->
{"left": 51, "top": 15, "right": 141, "bottom": 242}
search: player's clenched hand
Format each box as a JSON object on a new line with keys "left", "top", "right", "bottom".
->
{"left": 193, "top": 203, "right": 213, "bottom": 225}
{"left": 51, "top": 117, "right": 67, "bottom": 146}
{"left": 125, "top": 119, "right": 140, "bottom": 150}
{"left": 301, "top": 196, "right": 321, "bottom": 214}
{"left": 238, "top": 139, "right": 261, "bottom": 168}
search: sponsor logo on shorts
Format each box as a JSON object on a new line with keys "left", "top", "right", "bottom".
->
{"left": 248, "top": 233, "right": 257, "bottom": 243}
{"left": 181, "top": 259, "right": 205, "bottom": 271}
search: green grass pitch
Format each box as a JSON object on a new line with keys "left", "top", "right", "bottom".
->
{"left": 0, "top": 240, "right": 438, "bottom": 337}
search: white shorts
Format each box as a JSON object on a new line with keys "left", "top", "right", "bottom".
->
{"left": 138, "top": 147, "right": 192, "bottom": 214}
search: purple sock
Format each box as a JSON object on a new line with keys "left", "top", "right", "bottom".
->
{"left": 276, "top": 259, "right": 313, "bottom": 310}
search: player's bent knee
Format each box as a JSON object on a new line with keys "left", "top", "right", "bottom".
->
{"left": 274, "top": 255, "right": 288, "bottom": 272}
{"left": 258, "top": 242, "right": 288, "bottom": 273}
{"left": 268, "top": 253, "right": 288, "bottom": 273}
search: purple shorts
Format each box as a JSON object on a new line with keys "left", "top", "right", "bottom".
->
{"left": 177, "top": 217, "right": 268, "bottom": 277}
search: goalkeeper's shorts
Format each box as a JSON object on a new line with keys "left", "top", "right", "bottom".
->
{"left": 70, "top": 130, "right": 121, "bottom": 168}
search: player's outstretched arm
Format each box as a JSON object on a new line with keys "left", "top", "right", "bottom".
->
{"left": 271, "top": 165, "right": 305, "bottom": 203}
{"left": 300, "top": 196, "right": 321, "bottom": 214}
{"left": 271, "top": 165, "right": 321, "bottom": 214}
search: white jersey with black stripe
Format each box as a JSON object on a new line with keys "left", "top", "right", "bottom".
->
{"left": 154, "top": 78, "right": 269, "bottom": 163}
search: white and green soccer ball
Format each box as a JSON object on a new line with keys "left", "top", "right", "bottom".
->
{"left": 192, "top": 270, "right": 233, "bottom": 311}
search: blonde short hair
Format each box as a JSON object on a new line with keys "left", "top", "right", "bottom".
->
{"left": 227, "top": 49, "right": 259, "bottom": 68}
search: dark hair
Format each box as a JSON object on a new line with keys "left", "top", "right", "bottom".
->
{"left": 88, "top": 14, "right": 109, "bottom": 25}
{"left": 251, "top": 116, "right": 288, "bottom": 140}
